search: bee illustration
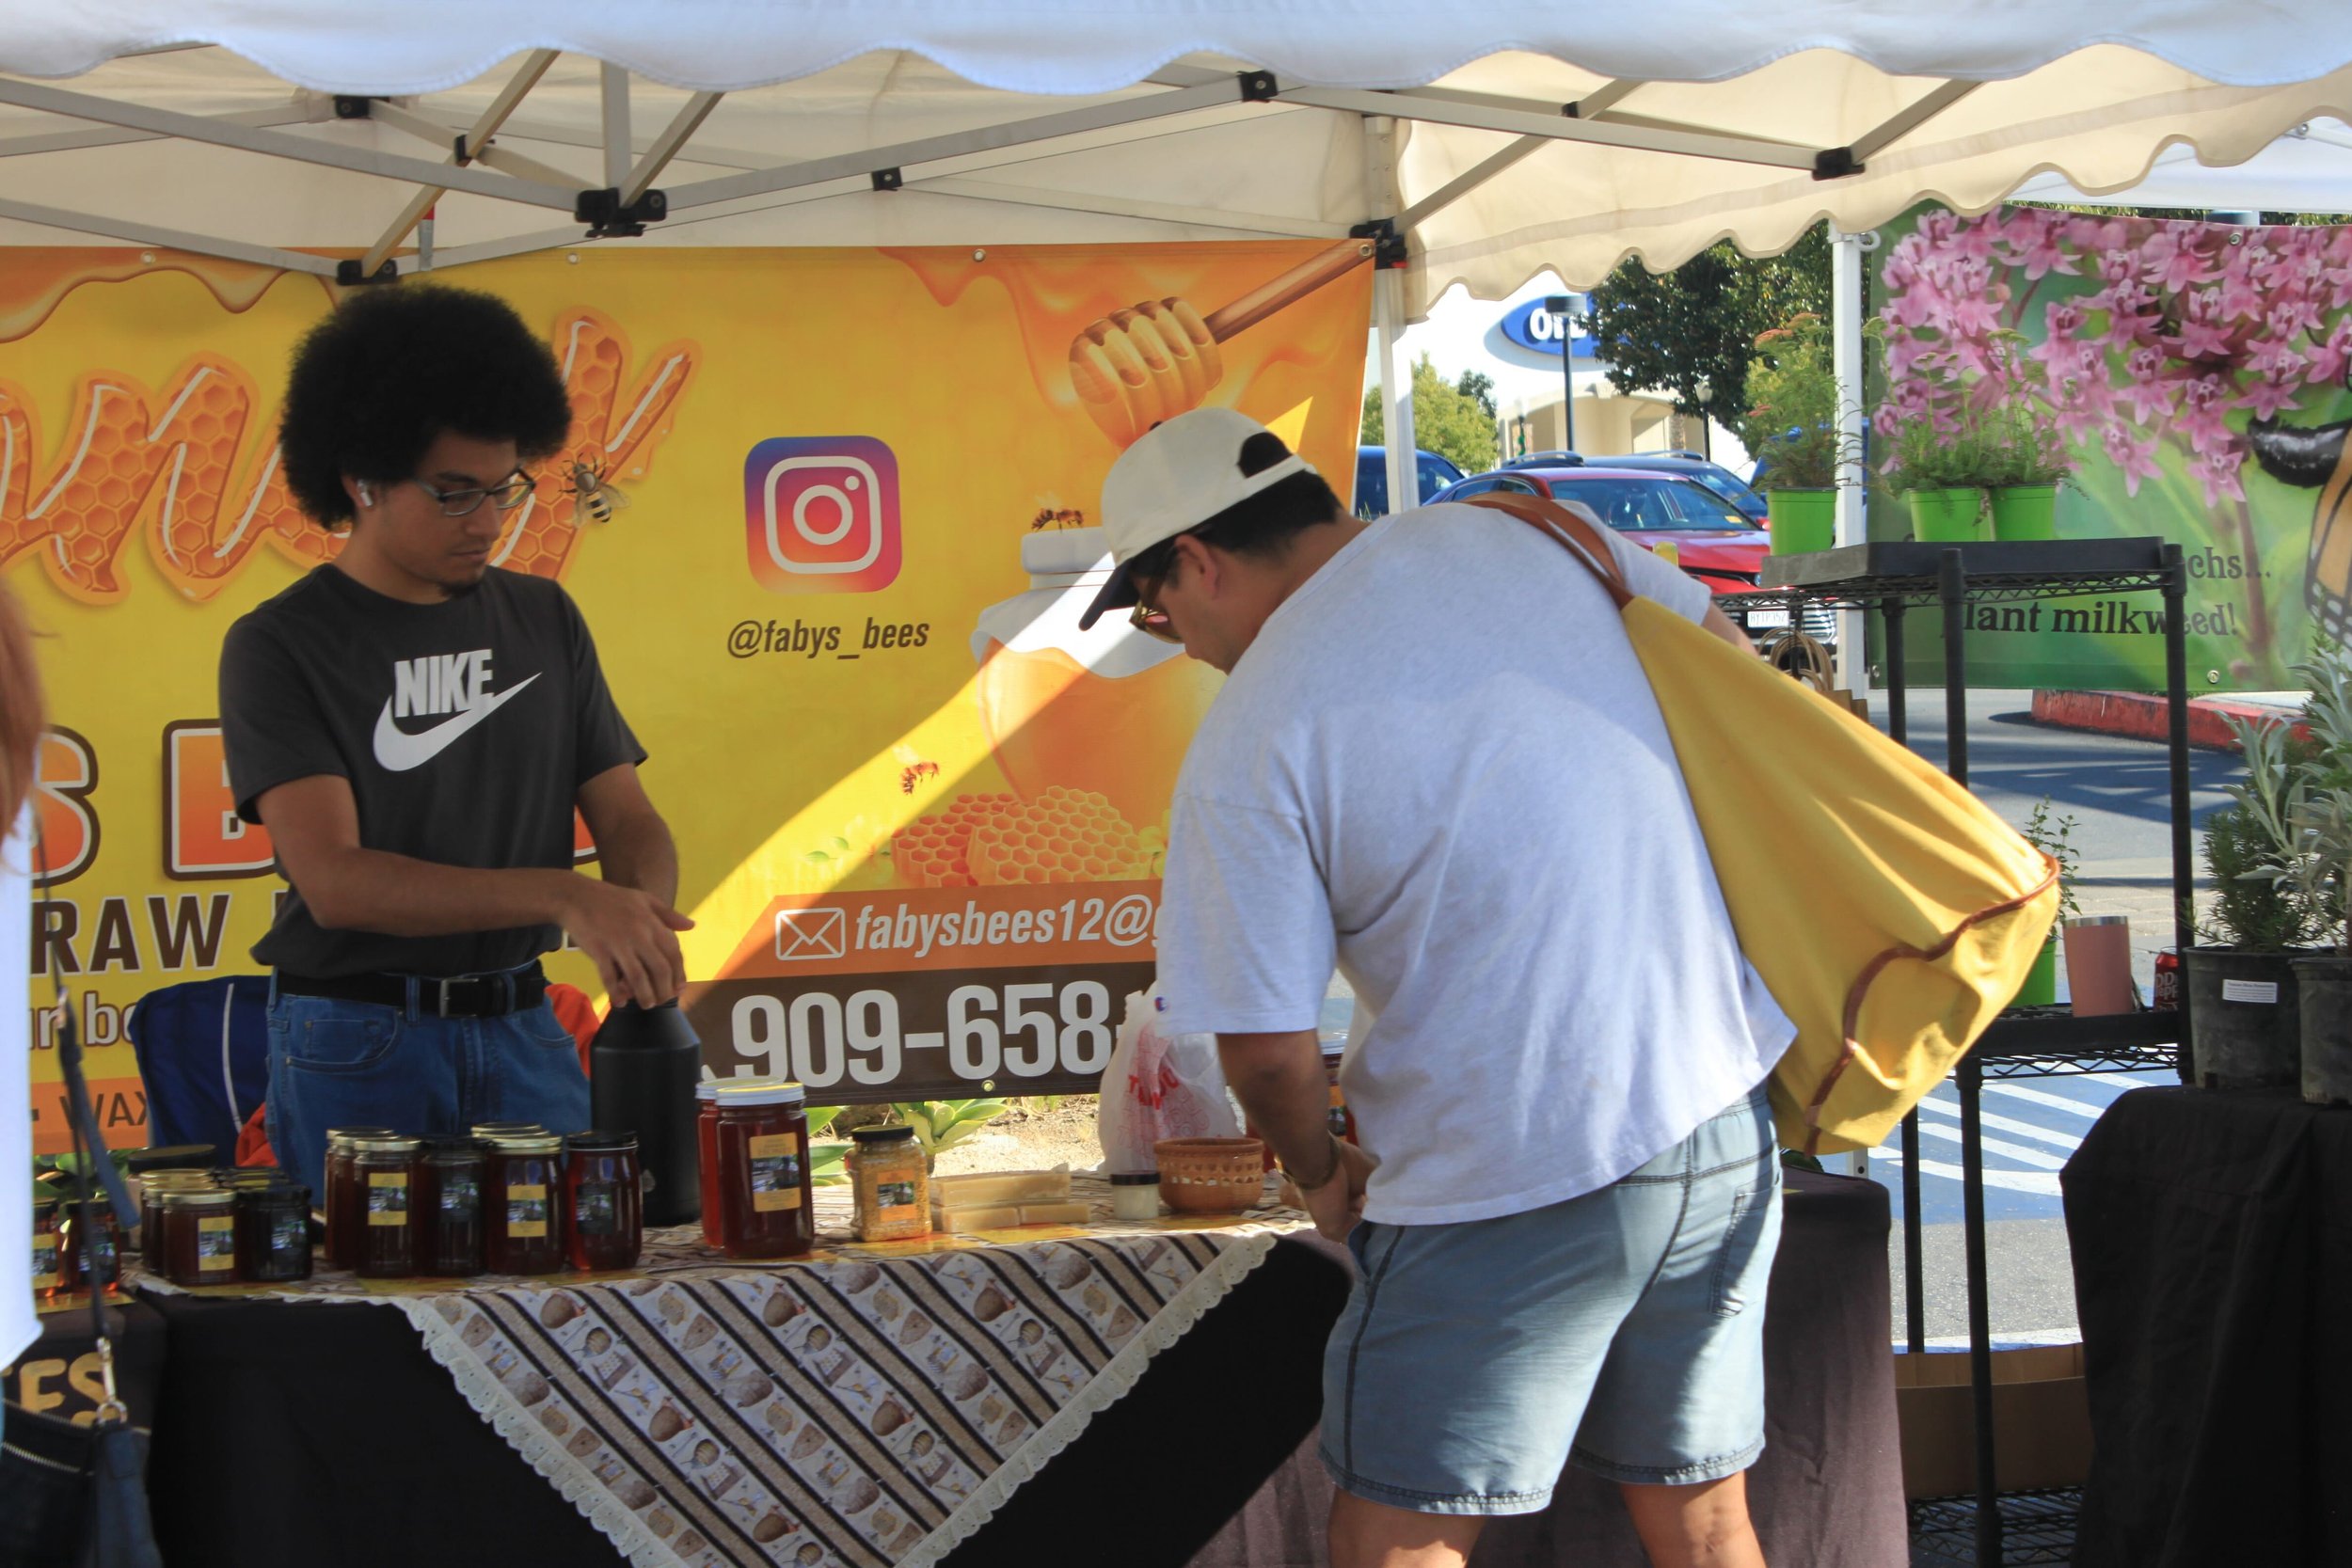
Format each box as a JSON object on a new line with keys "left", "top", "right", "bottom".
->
{"left": 1028, "top": 496, "right": 1086, "bottom": 531}
{"left": 565, "top": 458, "right": 633, "bottom": 525}
{"left": 890, "top": 743, "right": 939, "bottom": 797}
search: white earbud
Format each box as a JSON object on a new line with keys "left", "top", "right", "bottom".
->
{"left": 358, "top": 482, "right": 375, "bottom": 506}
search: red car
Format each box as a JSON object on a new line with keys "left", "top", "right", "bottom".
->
{"left": 1427, "top": 466, "right": 1833, "bottom": 644}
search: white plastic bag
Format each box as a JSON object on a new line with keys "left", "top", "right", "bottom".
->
{"left": 1096, "top": 983, "right": 1242, "bottom": 1172}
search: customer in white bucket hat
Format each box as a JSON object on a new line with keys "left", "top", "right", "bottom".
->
{"left": 1120, "top": 407, "right": 1787, "bottom": 1568}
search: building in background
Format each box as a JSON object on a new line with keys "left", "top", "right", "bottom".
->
{"left": 1367, "top": 274, "right": 1748, "bottom": 468}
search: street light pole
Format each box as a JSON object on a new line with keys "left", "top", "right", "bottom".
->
{"left": 1544, "top": 293, "right": 1578, "bottom": 453}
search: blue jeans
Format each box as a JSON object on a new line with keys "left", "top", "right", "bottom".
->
{"left": 264, "top": 976, "right": 590, "bottom": 1197}
{"left": 1321, "top": 1085, "right": 1783, "bottom": 1514}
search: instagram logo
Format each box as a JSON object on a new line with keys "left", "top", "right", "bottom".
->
{"left": 743, "top": 436, "right": 901, "bottom": 594}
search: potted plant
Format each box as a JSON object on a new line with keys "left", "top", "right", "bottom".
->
{"left": 1882, "top": 410, "right": 1993, "bottom": 544}
{"left": 1737, "top": 315, "right": 1847, "bottom": 555}
{"left": 2184, "top": 710, "right": 2330, "bottom": 1087}
{"left": 2012, "top": 798, "right": 2078, "bottom": 1006}
{"left": 1982, "top": 395, "right": 2073, "bottom": 542}
{"left": 2275, "top": 648, "right": 2352, "bottom": 1103}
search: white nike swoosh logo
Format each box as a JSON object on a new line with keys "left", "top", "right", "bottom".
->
{"left": 371, "top": 673, "right": 540, "bottom": 772}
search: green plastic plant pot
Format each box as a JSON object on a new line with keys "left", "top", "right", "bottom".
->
{"left": 1991, "top": 483, "right": 2059, "bottom": 541}
{"left": 2010, "top": 935, "right": 2058, "bottom": 1008}
{"left": 1765, "top": 488, "right": 1836, "bottom": 554}
{"left": 1911, "top": 486, "right": 1985, "bottom": 543}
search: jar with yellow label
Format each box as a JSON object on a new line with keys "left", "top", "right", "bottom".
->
{"left": 715, "top": 1082, "right": 812, "bottom": 1259}
{"left": 848, "top": 1126, "right": 930, "bottom": 1243}
{"left": 353, "top": 1136, "right": 421, "bottom": 1279}
{"left": 485, "top": 1132, "right": 565, "bottom": 1274}
{"left": 31, "top": 1196, "right": 61, "bottom": 1299}
{"left": 160, "top": 1188, "right": 240, "bottom": 1287}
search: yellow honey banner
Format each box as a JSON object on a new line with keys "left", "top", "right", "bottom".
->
{"left": 8, "top": 242, "right": 1374, "bottom": 1151}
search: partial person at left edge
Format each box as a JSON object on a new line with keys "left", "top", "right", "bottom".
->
{"left": 218, "top": 282, "right": 691, "bottom": 1197}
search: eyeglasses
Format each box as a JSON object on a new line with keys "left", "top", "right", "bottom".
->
{"left": 409, "top": 471, "right": 537, "bottom": 517}
{"left": 1128, "top": 565, "right": 1183, "bottom": 644}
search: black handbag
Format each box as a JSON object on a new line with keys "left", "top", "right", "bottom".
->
{"left": 1, "top": 916, "right": 164, "bottom": 1568}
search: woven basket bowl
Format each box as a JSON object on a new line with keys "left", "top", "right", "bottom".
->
{"left": 1153, "top": 1137, "right": 1266, "bottom": 1213}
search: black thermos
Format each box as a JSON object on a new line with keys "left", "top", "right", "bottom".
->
{"left": 589, "top": 1001, "right": 703, "bottom": 1228}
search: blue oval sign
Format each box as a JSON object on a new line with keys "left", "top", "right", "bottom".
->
{"left": 1500, "top": 298, "right": 1595, "bottom": 358}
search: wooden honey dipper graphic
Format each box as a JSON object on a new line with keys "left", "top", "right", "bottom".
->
{"left": 1069, "top": 238, "right": 1375, "bottom": 446}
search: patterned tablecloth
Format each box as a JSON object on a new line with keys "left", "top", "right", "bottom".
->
{"left": 135, "top": 1174, "right": 1306, "bottom": 1568}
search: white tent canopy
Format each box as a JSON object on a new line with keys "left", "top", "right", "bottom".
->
{"left": 1, "top": 4, "right": 2349, "bottom": 310}
{"left": 2013, "top": 117, "right": 2352, "bottom": 213}
{"left": 4, "top": 4, "right": 2352, "bottom": 583}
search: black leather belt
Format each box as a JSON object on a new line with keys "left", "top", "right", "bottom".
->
{"left": 277, "top": 962, "right": 548, "bottom": 1019}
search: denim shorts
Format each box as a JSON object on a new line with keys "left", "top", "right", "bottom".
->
{"left": 1320, "top": 1085, "right": 1783, "bottom": 1514}
{"left": 264, "top": 972, "right": 591, "bottom": 1196}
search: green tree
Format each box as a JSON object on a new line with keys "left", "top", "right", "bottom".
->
{"left": 1579, "top": 225, "right": 1832, "bottom": 427}
{"left": 1359, "top": 355, "right": 1501, "bottom": 478}
{"left": 1455, "top": 369, "right": 1498, "bottom": 420}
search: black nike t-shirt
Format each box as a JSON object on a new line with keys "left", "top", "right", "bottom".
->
{"left": 219, "top": 564, "right": 644, "bottom": 977}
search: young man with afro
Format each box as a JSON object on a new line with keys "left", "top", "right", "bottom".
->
{"left": 218, "top": 283, "right": 690, "bottom": 1195}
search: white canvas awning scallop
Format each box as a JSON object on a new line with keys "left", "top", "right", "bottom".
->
{"left": 0, "top": 4, "right": 2346, "bottom": 309}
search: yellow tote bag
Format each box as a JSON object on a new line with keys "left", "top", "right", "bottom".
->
{"left": 1470, "top": 494, "right": 2058, "bottom": 1154}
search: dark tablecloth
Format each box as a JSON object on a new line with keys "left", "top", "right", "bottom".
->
{"left": 143, "top": 1171, "right": 1901, "bottom": 1568}
{"left": 2064, "top": 1086, "right": 2352, "bottom": 1568}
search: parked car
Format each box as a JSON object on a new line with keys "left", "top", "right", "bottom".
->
{"left": 1581, "top": 453, "right": 1769, "bottom": 524}
{"left": 1354, "top": 447, "right": 1467, "bottom": 517}
{"left": 1425, "top": 465, "right": 1836, "bottom": 646}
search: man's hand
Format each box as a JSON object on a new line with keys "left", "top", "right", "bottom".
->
{"left": 560, "top": 877, "right": 694, "bottom": 1007}
{"left": 1295, "top": 1138, "right": 1378, "bottom": 1243}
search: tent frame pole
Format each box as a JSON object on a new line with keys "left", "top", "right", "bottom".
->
{"left": 0, "top": 198, "right": 339, "bottom": 275}
{"left": 358, "top": 51, "right": 561, "bottom": 278}
{"left": 1365, "top": 116, "right": 1417, "bottom": 515}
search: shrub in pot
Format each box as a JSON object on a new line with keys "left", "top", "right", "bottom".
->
{"left": 1736, "top": 315, "right": 1851, "bottom": 555}
{"left": 2273, "top": 650, "right": 2352, "bottom": 1104}
{"left": 2187, "top": 798, "right": 2323, "bottom": 1087}
{"left": 2011, "top": 799, "right": 2078, "bottom": 1007}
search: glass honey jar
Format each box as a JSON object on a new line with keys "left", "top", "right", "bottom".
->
{"left": 485, "top": 1132, "right": 565, "bottom": 1275}
{"left": 416, "top": 1136, "right": 489, "bottom": 1277}
{"left": 352, "top": 1136, "right": 422, "bottom": 1279}
{"left": 714, "top": 1081, "right": 812, "bottom": 1259}
{"left": 159, "top": 1188, "right": 239, "bottom": 1288}
{"left": 848, "top": 1126, "right": 930, "bottom": 1243}
{"left": 564, "top": 1131, "right": 644, "bottom": 1273}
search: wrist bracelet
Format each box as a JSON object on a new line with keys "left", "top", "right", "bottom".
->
{"left": 1287, "top": 1133, "right": 1343, "bottom": 1194}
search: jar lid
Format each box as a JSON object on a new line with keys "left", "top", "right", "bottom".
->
{"left": 141, "top": 1170, "right": 216, "bottom": 1187}
{"left": 160, "top": 1188, "right": 235, "bottom": 1210}
{"left": 566, "top": 1130, "right": 639, "bottom": 1152}
{"left": 850, "top": 1125, "right": 915, "bottom": 1145}
{"left": 469, "top": 1121, "right": 545, "bottom": 1137}
{"left": 420, "top": 1135, "right": 486, "bottom": 1157}
{"left": 1108, "top": 1172, "right": 1160, "bottom": 1185}
{"left": 694, "top": 1081, "right": 723, "bottom": 1101}
{"left": 124, "top": 1144, "right": 218, "bottom": 1173}
{"left": 324, "top": 1126, "right": 394, "bottom": 1143}
{"left": 352, "top": 1136, "right": 423, "bottom": 1156}
{"left": 487, "top": 1133, "right": 565, "bottom": 1155}
{"left": 234, "top": 1181, "right": 309, "bottom": 1205}
{"left": 717, "top": 1080, "right": 806, "bottom": 1107}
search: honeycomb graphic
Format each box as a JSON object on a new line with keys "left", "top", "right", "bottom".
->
{"left": 892, "top": 787, "right": 1149, "bottom": 889}
{"left": 0, "top": 308, "right": 698, "bottom": 605}
{"left": 892, "top": 793, "right": 1018, "bottom": 888}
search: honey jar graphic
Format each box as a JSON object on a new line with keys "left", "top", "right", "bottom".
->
{"left": 971, "top": 528, "right": 1221, "bottom": 831}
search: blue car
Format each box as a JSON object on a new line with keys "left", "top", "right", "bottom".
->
{"left": 1582, "top": 454, "right": 1769, "bottom": 524}
{"left": 1354, "top": 447, "right": 1466, "bottom": 518}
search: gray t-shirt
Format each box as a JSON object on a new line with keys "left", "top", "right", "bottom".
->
{"left": 220, "top": 564, "right": 644, "bottom": 978}
{"left": 1156, "top": 503, "right": 1793, "bottom": 1226}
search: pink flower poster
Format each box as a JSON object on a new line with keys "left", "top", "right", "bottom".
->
{"left": 1872, "top": 205, "right": 2352, "bottom": 690}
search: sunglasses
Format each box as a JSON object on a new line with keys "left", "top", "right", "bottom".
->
{"left": 1128, "top": 566, "right": 1182, "bottom": 644}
